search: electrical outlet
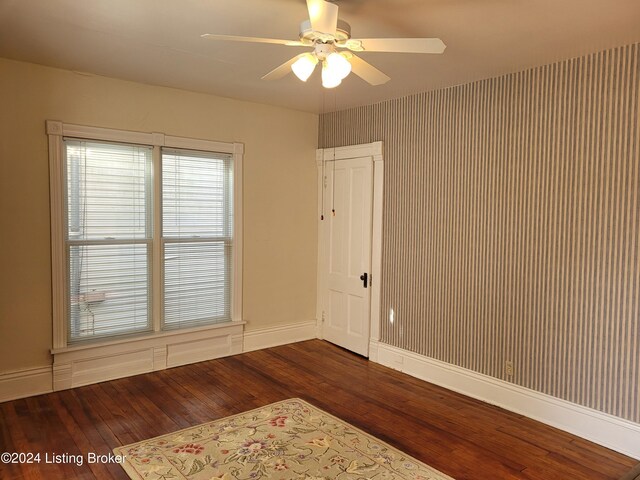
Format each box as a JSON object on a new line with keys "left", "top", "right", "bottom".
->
{"left": 505, "top": 360, "right": 514, "bottom": 377}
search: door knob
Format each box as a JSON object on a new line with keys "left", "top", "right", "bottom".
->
{"left": 360, "top": 272, "right": 368, "bottom": 288}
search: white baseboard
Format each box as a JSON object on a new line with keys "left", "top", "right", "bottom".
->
{"left": 371, "top": 340, "right": 640, "bottom": 460}
{"left": 1, "top": 320, "right": 315, "bottom": 403}
{"left": 0, "top": 366, "right": 53, "bottom": 403}
{"left": 243, "top": 320, "right": 318, "bottom": 353}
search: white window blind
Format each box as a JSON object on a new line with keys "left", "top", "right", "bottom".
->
{"left": 65, "top": 139, "right": 152, "bottom": 342}
{"left": 162, "top": 148, "right": 233, "bottom": 329}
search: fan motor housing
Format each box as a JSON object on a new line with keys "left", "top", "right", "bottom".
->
{"left": 299, "top": 19, "right": 351, "bottom": 44}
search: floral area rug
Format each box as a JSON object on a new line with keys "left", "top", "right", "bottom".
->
{"left": 114, "top": 398, "right": 454, "bottom": 480}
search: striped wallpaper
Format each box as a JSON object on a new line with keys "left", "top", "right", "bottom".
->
{"left": 319, "top": 43, "right": 640, "bottom": 423}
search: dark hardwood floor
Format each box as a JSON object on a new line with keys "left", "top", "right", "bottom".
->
{"left": 0, "top": 339, "right": 636, "bottom": 479}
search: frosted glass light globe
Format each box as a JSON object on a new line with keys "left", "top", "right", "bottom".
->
{"left": 291, "top": 54, "right": 318, "bottom": 82}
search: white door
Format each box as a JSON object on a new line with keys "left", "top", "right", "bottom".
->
{"left": 321, "top": 155, "right": 373, "bottom": 356}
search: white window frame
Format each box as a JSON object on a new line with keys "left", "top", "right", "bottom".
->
{"left": 47, "top": 120, "right": 243, "bottom": 358}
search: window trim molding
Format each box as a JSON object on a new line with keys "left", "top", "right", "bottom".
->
{"left": 46, "top": 120, "right": 244, "bottom": 351}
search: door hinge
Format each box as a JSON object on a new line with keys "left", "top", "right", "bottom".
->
{"left": 321, "top": 311, "right": 326, "bottom": 323}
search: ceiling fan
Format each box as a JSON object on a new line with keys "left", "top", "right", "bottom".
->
{"left": 202, "top": 0, "right": 445, "bottom": 88}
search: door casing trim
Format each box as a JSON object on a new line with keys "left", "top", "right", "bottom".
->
{"left": 315, "top": 141, "right": 384, "bottom": 356}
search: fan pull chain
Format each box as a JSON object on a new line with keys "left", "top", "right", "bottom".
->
{"left": 320, "top": 156, "right": 325, "bottom": 220}
{"left": 331, "top": 149, "right": 336, "bottom": 217}
{"left": 332, "top": 90, "right": 337, "bottom": 217}
{"left": 320, "top": 90, "right": 326, "bottom": 220}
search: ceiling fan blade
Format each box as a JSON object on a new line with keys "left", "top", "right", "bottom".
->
{"left": 261, "top": 54, "right": 306, "bottom": 81}
{"left": 201, "top": 34, "right": 306, "bottom": 47}
{"left": 347, "top": 37, "right": 446, "bottom": 54}
{"left": 349, "top": 54, "right": 390, "bottom": 86}
{"left": 306, "top": 0, "right": 338, "bottom": 35}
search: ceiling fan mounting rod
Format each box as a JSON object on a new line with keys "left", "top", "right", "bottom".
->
{"left": 298, "top": 19, "right": 351, "bottom": 44}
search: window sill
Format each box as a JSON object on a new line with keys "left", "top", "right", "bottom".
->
{"left": 51, "top": 320, "right": 246, "bottom": 355}
{"left": 51, "top": 320, "right": 245, "bottom": 391}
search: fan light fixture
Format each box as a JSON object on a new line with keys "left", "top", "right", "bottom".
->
{"left": 292, "top": 50, "right": 352, "bottom": 88}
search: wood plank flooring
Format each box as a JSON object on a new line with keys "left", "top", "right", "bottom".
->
{"left": 0, "top": 340, "right": 636, "bottom": 479}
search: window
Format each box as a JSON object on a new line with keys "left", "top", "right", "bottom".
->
{"left": 65, "top": 140, "right": 152, "bottom": 341}
{"left": 162, "top": 149, "right": 233, "bottom": 329}
{"left": 48, "top": 122, "right": 242, "bottom": 348}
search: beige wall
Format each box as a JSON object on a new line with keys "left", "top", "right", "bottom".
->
{"left": 0, "top": 58, "right": 318, "bottom": 372}
{"left": 320, "top": 43, "right": 640, "bottom": 423}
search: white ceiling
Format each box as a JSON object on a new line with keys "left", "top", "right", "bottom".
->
{"left": 1, "top": 0, "right": 639, "bottom": 113}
